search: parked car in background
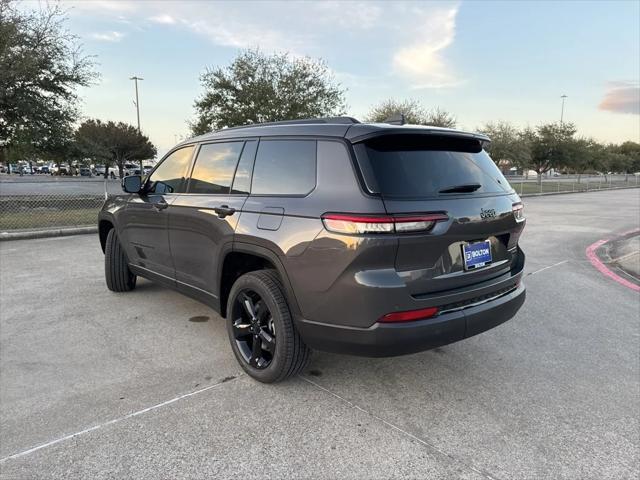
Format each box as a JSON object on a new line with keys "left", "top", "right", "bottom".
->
{"left": 143, "top": 165, "right": 153, "bottom": 176}
{"left": 79, "top": 167, "right": 92, "bottom": 177}
{"left": 51, "top": 164, "right": 70, "bottom": 175}
{"left": 108, "top": 167, "right": 126, "bottom": 179}
{"left": 123, "top": 163, "right": 138, "bottom": 176}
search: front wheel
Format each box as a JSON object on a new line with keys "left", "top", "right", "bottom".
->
{"left": 226, "top": 270, "right": 310, "bottom": 383}
{"left": 104, "top": 229, "right": 136, "bottom": 292}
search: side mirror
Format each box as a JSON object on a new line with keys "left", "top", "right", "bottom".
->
{"left": 122, "top": 175, "right": 143, "bottom": 193}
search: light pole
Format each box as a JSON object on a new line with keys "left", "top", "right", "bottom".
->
{"left": 130, "top": 76, "right": 144, "bottom": 170}
{"left": 560, "top": 94, "right": 567, "bottom": 123}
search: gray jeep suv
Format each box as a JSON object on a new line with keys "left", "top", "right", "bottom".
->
{"left": 99, "top": 117, "right": 526, "bottom": 383}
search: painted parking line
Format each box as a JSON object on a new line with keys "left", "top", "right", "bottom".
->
{"left": 527, "top": 260, "right": 569, "bottom": 276}
{"left": 585, "top": 230, "right": 640, "bottom": 292}
{"left": 0, "top": 375, "right": 240, "bottom": 464}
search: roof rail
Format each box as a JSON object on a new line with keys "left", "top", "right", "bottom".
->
{"left": 218, "top": 116, "right": 360, "bottom": 132}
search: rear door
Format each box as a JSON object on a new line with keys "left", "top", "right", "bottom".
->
{"left": 353, "top": 134, "right": 524, "bottom": 295}
{"left": 169, "top": 140, "right": 257, "bottom": 304}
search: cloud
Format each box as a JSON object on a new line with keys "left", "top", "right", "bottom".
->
{"left": 392, "top": 5, "right": 461, "bottom": 88}
{"left": 312, "top": 1, "right": 382, "bottom": 30}
{"left": 149, "top": 14, "right": 176, "bottom": 25}
{"left": 598, "top": 82, "right": 640, "bottom": 115}
{"left": 90, "top": 31, "right": 125, "bottom": 42}
{"left": 64, "top": 1, "right": 463, "bottom": 88}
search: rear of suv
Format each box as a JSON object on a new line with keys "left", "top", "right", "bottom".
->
{"left": 99, "top": 117, "right": 526, "bottom": 383}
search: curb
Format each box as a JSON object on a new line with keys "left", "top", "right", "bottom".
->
{"left": 585, "top": 229, "right": 640, "bottom": 292}
{"left": 0, "top": 226, "right": 98, "bottom": 241}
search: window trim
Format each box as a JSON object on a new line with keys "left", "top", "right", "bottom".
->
{"left": 230, "top": 140, "right": 258, "bottom": 196}
{"left": 249, "top": 138, "right": 318, "bottom": 198}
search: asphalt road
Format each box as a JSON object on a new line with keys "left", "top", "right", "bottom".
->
{"left": 1, "top": 189, "right": 639, "bottom": 479}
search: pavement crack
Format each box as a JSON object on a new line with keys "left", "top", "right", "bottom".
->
{"left": 299, "top": 375, "right": 503, "bottom": 480}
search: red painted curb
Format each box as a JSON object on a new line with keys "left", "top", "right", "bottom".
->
{"left": 585, "top": 229, "right": 640, "bottom": 292}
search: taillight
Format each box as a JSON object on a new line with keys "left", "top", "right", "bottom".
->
{"left": 322, "top": 213, "right": 448, "bottom": 235}
{"left": 512, "top": 203, "right": 525, "bottom": 223}
{"left": 380, "top": 306, "right": 439, "bottom": 323}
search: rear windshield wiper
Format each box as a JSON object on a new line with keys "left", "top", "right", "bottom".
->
{"left": 438, "top": 183, "right": 482, "bottom": 194}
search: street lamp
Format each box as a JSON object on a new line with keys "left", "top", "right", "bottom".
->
{"left": 560, "top": 94, "right": 568, "bottom": 123}
{"left": 130, "top": 76, "right": 144, "bottom": 170}
{"left": 129, "top": 76, "right": 143, "bottom": 131}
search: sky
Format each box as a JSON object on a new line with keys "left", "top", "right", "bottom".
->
{"left": 45, "top": 0, "right": 640, "bottom": 156}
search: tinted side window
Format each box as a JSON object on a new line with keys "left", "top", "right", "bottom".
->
{"left": 252, "top": 140, "right": 316, "bottom": 195}
{"left": 188, "top": 142, "right": 244, "bottom": 195}
{"left": 231, "top": 141, "right": 257, "bottom": 195}
{"left": 148, "top": 146, "right": 194, "bottom": 194}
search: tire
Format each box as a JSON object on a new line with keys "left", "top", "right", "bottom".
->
{"left": 226, "top": 270, "right": 310, "bottom": 383}
{"left": 104, "top": 228, "right": 136, "bottom": 292}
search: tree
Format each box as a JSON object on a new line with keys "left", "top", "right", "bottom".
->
{"left": 613, "top": 141, "right": 640, "bottom": 180}
{"left": 528, "top": 122, "right": 577, "bottom": 184}
{"left": 564, "top": 137, "right": 599, "bottom": 182}
{"left": 76, "top": 120, "right": 156, "bottom": 178}
{"left": 477, "top": 121, "right": 531, "bottom": 173}
{"left": 364, "top": 98, "right": 456, "bottom": 128}
{"left": 191, "top": 49, "right": 347, "bottom": 135}
{"left": 0, "top": 0, "right": 96, "bottom": 164}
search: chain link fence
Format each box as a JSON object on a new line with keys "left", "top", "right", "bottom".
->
{"left": 0, "top": 175, "right": 638, "bottom": 232}
{"left": 511, "top": 174, "right": 639, "bottom": 196}
{"left": 0, "top": 194, "right": 105, "bottom": 231}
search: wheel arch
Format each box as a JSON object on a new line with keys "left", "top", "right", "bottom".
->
{"left": 219, "top": 242, "right": 301, "bottom": 320}
{"left": 98, "top": 218, "right": 114, "bottom": 253}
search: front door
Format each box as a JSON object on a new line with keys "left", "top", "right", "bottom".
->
{"left": 121, "top": 145, "right": 195, "bottom": 281}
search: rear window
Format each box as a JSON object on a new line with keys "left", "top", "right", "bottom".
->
{"left": 357, "top": 134, "right": 513, "bottom": 198}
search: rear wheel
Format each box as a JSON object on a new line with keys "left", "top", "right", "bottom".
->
{"left": 226, "top": 270, "right": 310, "bottom": 383}
{"left": 104, "top": 229, "right": 136, "bottom": 292}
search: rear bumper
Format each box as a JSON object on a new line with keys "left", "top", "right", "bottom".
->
{"left": 296, "top": 282, "right": 526, "bottom": 357}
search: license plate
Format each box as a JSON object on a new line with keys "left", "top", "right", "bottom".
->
{"left": 462, "top": 241, "right": 492, "bottom": 270}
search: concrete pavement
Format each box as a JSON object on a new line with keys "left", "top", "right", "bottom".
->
{"left": 1, "top": 189, "right": 639, "bottom": 479}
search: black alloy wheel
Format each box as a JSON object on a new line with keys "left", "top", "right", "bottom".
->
{"left": 226, "top": 270, "right": 311, "bottom": 383}
{"left": 231, "top": 289, "right": 276, "bottom": 369}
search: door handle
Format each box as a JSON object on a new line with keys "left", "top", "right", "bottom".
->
{"left": 153, "top": 199, "right": 169, "bottom": 211}
{"left": 214, "top": 205, "right": 236, "bottom": 218}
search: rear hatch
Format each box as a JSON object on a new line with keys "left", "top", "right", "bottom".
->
{"left": 353, "top": 133, "right": 525, "bottom": 296}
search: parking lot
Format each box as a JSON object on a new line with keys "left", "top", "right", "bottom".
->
{"left": 1, "top": 189, "right": 638, "bottom": 479}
